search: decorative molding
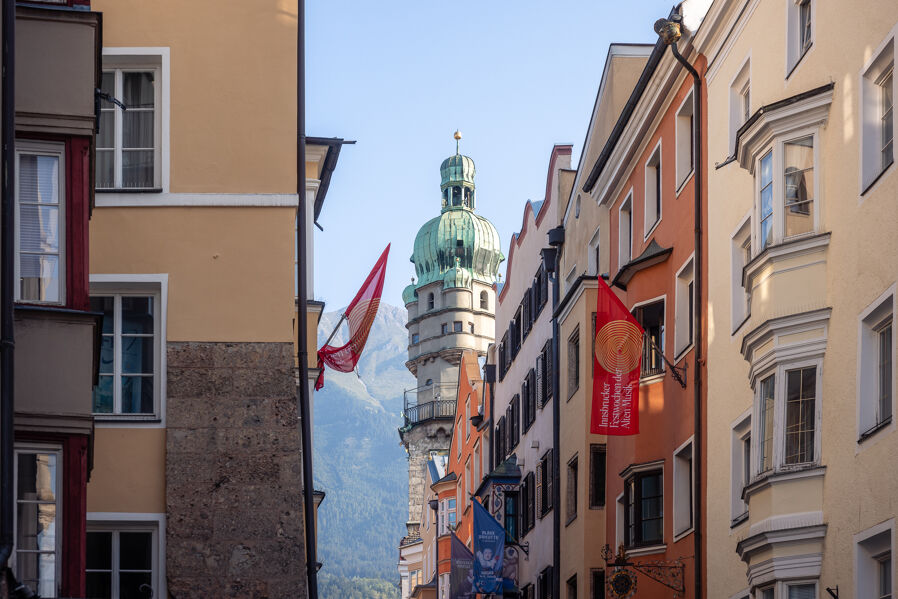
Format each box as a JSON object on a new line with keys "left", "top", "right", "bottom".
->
{"left": 742, "top": 232, "right": 830, "bottom": 292}
{"left": 745, "top": 552, "right": 823, "bottom": 589}
{"left": 619, "top": 458, "right": 665, "bottom": 480}
{"left": 743, "top": 465, "right": 825, "bottom": 502}
{"left": 96, "top": 192, "right": 300, "bottom": 208}
{"left": 737, "top": 520, "right": 827, "bottom": 561}
{"left": 741, "top": 307, "right": 831, "bottom": 384}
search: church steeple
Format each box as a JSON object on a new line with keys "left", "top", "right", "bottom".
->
{"left": 439, "top": 131, "right": 476, "bottom": 212}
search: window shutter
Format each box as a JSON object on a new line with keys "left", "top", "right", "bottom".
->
{"left": 541, "top": 265, "right": 549, "bottom": 307}
{"left": 546, "top": 449, "right": 554, "bottom": 512}
{"left": 536, "top": 354, "right": 544, "bottom": 409}
{"left": 545, "top": 343, "right": 554, "bottom": 403}
{"left": 536, "top": 460, "right": 543, "bottom": 517}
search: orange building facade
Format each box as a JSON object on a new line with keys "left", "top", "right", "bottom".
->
{"left": 567, "top": 20, "right": 708, "bottom": 599}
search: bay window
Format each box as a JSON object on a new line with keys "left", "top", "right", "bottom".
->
{"left": 783, "top": 137, "right": 815, "bottom": 238}
{"left": 16, "top": 142, "right": 65, "bottom": 304}
{"left": 861, "top": 34, "right": 895, "bottom": 192}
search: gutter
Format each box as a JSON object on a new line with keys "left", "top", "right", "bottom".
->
{"left": 0, "top": 0, "right": 15, "bottom": 571}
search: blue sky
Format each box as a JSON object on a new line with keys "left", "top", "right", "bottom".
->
{"left": 308, "top": 0, "right": 676, "bottom": 312}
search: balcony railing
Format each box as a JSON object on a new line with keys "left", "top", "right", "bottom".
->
{"left": 403, "top": 383, "right": 457, "bottom": 427}
{"left": 641, "top": 332, "right": 665, "bottom": 378}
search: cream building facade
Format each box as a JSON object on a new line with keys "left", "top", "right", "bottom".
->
{"left": 85, "top": 1, "right": 339, "bottom": 596}
{"left": 697, "top": 0, "right": 898, "bottom": 597}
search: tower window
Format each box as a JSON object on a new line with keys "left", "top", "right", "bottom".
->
{"left": 464, "top": 187, "right": 472, "bottom": 208}
{"left": 452, "top": 186, "right": 462, "bottom": 206}
{"left": 427, "top": 293, "right": 434, "bottom": 310}
{"left": 480, "top": 291, "right": 489, "bottom": 310}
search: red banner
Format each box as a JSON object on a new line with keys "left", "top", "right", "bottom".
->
{"left": 315, "top": 244, "right": 390, "bottom": 390}
{"left": 591, "top": 277, "right": 643, "bottom": 435}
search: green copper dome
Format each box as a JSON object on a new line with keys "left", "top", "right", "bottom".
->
{"left": 403, "top": 138, "right": 503, "bottom": 305}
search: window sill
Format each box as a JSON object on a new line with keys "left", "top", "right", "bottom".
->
{"left": 96, "top": 187, "right": 163, "bottom": 194}
{"left": 675, "top": 169, "right": 695, "bottom": 197}
{"left": 565, "top": 513, "right": 577, "bottom": 527}
{"left": 673, "top": 526, "right": 694, "bottom": 543}
{"left": 673, "top": 342, "right": 694, "bottom": 365}
{"left": 731, "top": 312, "right": 751, "bottom": 337}
{"left": 858, "top": 416, "right": 892, "bottom": 443}
{"left": 786, "top": 43, "right": 812, "bottom": 80}
{"left": 639, "top": 371, "right": 665, "bottom": 384}
{"left": 860, "top": 159, "right": 894, "bottom": 197}
{"left": 589, "top": 504, "right": 605, "bottom": 511}
{"left": 624, "top": 544, "right": 667, "bottom": 557}
{"left": 644, "top": 217, "right": 662, "bottom": 242}
{"left": 731, "top": 511, "right": 749, "bottom": 529}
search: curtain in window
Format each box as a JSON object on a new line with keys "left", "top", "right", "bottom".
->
{"left": 18, "top": 155, "right": 60, "bottom": 302}
{"left": 789, "top": 584, "right": 816, "bottom": 599}
{"left": 122, "top": 72, "right": 155, "bottom": 188}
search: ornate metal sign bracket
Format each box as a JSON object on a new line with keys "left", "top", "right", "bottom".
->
{"left": 602, "top": 544, "right": 686, "bottom": 597}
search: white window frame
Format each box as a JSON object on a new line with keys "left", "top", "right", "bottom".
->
{"left": 860, "top": 29, "right": 897, "bottom": 195}
{"left": 751, "top": 358, "right": 823, "bottom": 478}
{"left": 99, "top": 48, "right": 170, "bottom": 196}
{"left": 855, "top": 519, "right": 894, "bottom": 599}
{"left": 13, "top": 444, "right": 63, "bottom": 598}
{"left": 85, "top": 515, "right": 164, "bottom": 599}
{"left": 753, "top": 129, "right": 821, "bottom": 254}
{"left": 786, "top": 0, "right": 814, "bottom": 77}
{"left": 674, "top": 254, "right": 695, "bottom": 359}
{"left": 675, "top": 91, "right": 696, "bottom": 191}
{"left": 730, "top": 409, "right": 752, "bottom": 525}
{"left": 857, "top": 285, "right": 896, "bottom": 446}
{"left": 587, "top": 225, "right": 601, "bottom": 277}
{"left": 729, "top": 54, "right": 752, "bottom": 151}
{"left": 644, "top": 142, "right": 663, "bottom": 239}
{"left": 784, "top": 580, "right": 818, "bottom": 599}
{"left": 618, "top": 191, "right": 633, "bottom": 269}
{"left": 15, "top": 140, "right": 66, "bottom": 305}
{"left": 90, "top": 274, "right": 168, "bottom": 427}
{"left": 731, "top": 213, "right": 752, "bottom": 333}
{"left": 672, "top": 436, "right": 694, "bottom": 540}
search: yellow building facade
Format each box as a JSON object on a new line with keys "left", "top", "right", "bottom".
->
{"left": 698, "top": 0, "right": 898, "bottom": 597}
{"left": 85, "top": 1, "right": 338, "bottom": 596}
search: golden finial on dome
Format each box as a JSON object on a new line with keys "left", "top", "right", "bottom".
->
{"left": 454, "top": 130, "right": 462, "bottom": 154}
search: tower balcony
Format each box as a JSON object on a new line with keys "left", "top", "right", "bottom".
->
{"left": 402, "top": 383, "right": 457, "bottom": 427}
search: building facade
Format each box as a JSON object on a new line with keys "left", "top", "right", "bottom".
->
{"left": 554, "top": 43, "right": 654, "bottom": 599}
{"left": 697, "top": 0, "right": 898, "bottom": 597}
{"left": 399, "top": 139, "right": 503, "bottom": 543}
{"left": 9, "top": 3, "right": 101, "bottom": 596}
{"left": 84, "top": 1, "right": 337, "bottom": 596}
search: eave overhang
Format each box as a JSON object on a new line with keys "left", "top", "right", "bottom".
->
{"left": 611, "top": 239, "right": 672, "bottom": 290}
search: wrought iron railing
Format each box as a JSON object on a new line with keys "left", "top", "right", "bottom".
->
{"left": 403, "top": 383, "right": 457, "bottom": 426}
{"left": 641, "top": 332, "right": 665, "bottom": 378}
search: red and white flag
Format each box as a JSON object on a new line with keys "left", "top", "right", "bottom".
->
{"left": 591, "top": 277, "right": 644, "bottom": 435}
{"left": 315, "top": 244, "right": 390, "bottom": 390}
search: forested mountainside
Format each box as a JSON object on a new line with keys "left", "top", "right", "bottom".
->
{"left": 314, "top": 303, "right": 413, "bottom": 598}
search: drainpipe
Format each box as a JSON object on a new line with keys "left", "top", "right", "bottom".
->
{"left": 296, "top": 0, "right": 319, "bottom": 597}
{"left": 0, "top": 0, "right": 16, "bottom": 573}
{"left": 655, "top": 15, "right": 703, "bottom": 599}
{"left": 544, "top": 226, "right": 564, "bottom": 599}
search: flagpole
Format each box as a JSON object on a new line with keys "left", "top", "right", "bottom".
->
{"left": 320, "top": 312, "right": 347, "bottom": 349}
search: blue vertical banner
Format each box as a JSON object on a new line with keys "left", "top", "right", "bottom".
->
{"left": 450, "top": 533, "right": 475, "bottom": 599}
{"left": 472, "top": 500, "right": 505, "bottom": 594}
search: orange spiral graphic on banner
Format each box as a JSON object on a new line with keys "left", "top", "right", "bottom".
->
{"left": 594, "top": 320, "right": 643, "bottom": 373}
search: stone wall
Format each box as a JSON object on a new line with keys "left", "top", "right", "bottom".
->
{"left": 401, "top": 422, "right": 452, "bottom": 526}
{"left": 166, "top": 341, "right": 308, "bottom": 599}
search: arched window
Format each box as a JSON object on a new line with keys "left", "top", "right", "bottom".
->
{"left": 452, "top": 186, "right": 462, "bottom": 206}
{"left": 464, "top": 188, "right": 472, "bottom": 207}
{"left": 480, "top": 290, "right": 489, "bottom": 310}
{"left": 428, "top": 293, "right": 435, "bottom": 310}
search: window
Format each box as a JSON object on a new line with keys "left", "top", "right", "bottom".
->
{"left": 454, "top": 321, "right": 463, "bottom": 333}
{"left": 674, "top": 257, "right": 695, "bottom": 356}
{"left": 508, "top": 397, "right": 520, "bottom": 450}
{"left": 758, "top": 150, "right": 774, "bottom": 249}
{"left": 624, "top": 469, "right": 663, "bottom": 547}
{"left": 441, "top": 323, "right": 448, "bottom": 335}
{"left": 411, "top": 333, "right": 419, "bottom": 344}
{"left": 13, "top": 447, "right": 62, "bottom": 597}
{"left": 16, "top": 141, "right": 65, "bottom": 304}
{"left": 856, "top": 522, "right": 892, "bottom": 599}
{"left": 786, "top": 0, "right": 813, "bottom": 74}
{"left": 465, "top": 460, "right": 472, "bottom": 509}
{"left": 91, "top": 293, "right": 160, "bottom": 417}
{"left": 98, "top": 60, "right": 161, "bottom": 190}
{"left": 568, "top": 329, "right": 580, "bottom": 398}
{"left": 644, "top": 144, "right": 662, "bottom": 235}
{"left": 861, "top": 37, "right": 895, "bottom": 191}
{"left": 523, "top": 584, "right": 534, "bottom": 599}
{"left": 447, "top": 498, "right": 457, "bottom": 530}
{"left": 676, "top": 92, "right": 695, "bottom": 187}
{"left": 759, "top": 375, "right": 775, "bottom": 473}
{"left": 428, "top": 293, "right": 435, "bottom": 310}
{"left": 729, "top": 57, "right": 751, "bottom": 149}
{"left": 731, "top": 216, "right": 752, "bottom": 331}
{"left": 784, "top": 366, "right": 816, "bottom": 464}
{"left": 633, "top": 300, "right": 665, "bottom": 378}
{"left": 788, "top": 583, "right": 816, "bottom": 599}
{"left": 473, "top": 442, "right": 480, "bottom": 488}
{"left": 522, "top": 375, "right": 533, "bottom": 432}
{"left": 589, "top": 445, "right": 606, "bottom": 509}
{"left": 480, "top": 290, "right": 489, "bottom": 310}
{"left": 588, "top": 226, "right": 601, "bottom": 276}
{"left": 567, "top": 574, "right": 578, "bottom": 599}
{"left": 566, "top": 455, "right": 578, "bottom": 524}
{"left": 591, "top": 570, "right": 605, "bottom": 599}
{"left": 469, "top": 322, "right": 475, "bottom": 334}
{"left": 86, "top": 526, "right": 158, "bottom": 599}
{"left": 466, "top": 399, "right": 471, "bottom": 439}
{"left": 673, "top": 440, "right": 694, "bottom": 537}
{"left": 542, "top": 341, "right": 554, "bottom": 406}
{"left": 538, "top": 449, "right": 553, "bottom": 516}
{"left": 859, "top": 290, "right": 895, "bottom": 440}
{"left": 538, "top": 566, "right": 554, "bottom": 599}
{"left": 783, "top": 137, "right": 815, "bottom": 239}
{"left": 504, "top": 491, "right": 519, "bottom": 542}
{"left": 495, "top": 416, "right": 507, "bottom": 462}
{"left": 522, "top": 471, "right": 536, "bottom": 535}
{"left": 760, "top": 587, "right": 775, "bottom": 599}
{"left": 619, "top": 194, "right": 633, "bottom": 267}
{"left": 755, "top": 364, "right": 820, "bottom": 475}
{"left": 730, "top": 412, "right": 751, "bottom": 523}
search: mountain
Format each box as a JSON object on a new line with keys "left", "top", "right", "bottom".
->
{"left": 313, "top": 303, "right": 413, "bottom": 598}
